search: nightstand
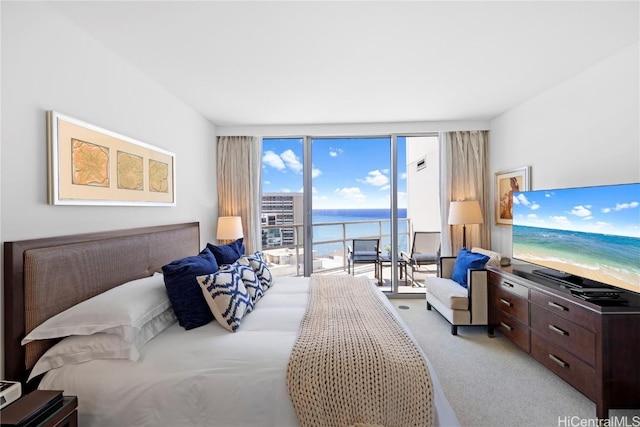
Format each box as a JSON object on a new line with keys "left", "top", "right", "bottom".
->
{"left": 0, "top": 390, "right": 77, "bottom": 427}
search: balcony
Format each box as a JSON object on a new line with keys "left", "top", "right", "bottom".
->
{"left": 261, "top": 218, "right": 435, "bottom": 293}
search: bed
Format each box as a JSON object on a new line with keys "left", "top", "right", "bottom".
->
{"left": 3, "top": 222, "right": 459, "bottom": 426}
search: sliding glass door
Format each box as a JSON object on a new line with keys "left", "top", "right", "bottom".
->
{"left": 398, "top": 134, "right": 441, "bottom": 294}
{"left": 260, "top": 138, "right": 305, "bottom": 276}
{"left": 260, "top": 134, "right": 439, "bottom": 295}
{"left": 310, "top": 137, "right": 392, "bottom": 284}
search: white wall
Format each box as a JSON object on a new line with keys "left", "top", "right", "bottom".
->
{"left": 490, "top": 42, "right": 640, "bottom": 256}
{"left": 406, "top": 136, "right": 440, "bottom": 233}
{"left": 1, "top": 2, "right": 218, "bottom": 378}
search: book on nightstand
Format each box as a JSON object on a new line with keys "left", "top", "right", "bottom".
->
{"left": 0, "top": 381, "right": 21, "bottom": 409}
{"left": 0, "top": 390, "right": 63, "bottom": 427}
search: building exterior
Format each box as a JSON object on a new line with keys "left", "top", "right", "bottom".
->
{"left": 261, "top": 192, "right": 303, "bottom": 248}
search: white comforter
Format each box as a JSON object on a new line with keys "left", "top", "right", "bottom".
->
{"left": 39, "top": 277, "right": 459, "bottom": 427}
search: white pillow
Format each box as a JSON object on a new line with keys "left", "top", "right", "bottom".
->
{"left": 471, "top": 247, "right": 502, "bottom": 268}
{"left": 28, "top": 334, "right": 137, "bottom": 381}
{"left": 28, "top": 307, "right": 177, "bottom": 381}
{"left": 22, "top": 273, "right": 170, "bottom": 345}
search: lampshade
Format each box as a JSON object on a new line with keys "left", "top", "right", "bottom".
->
{"left": 216, "top": 216, "right": 243, "bottom": 241}
{"left": 448, "top": 200, "right": 484, "bottom": 225}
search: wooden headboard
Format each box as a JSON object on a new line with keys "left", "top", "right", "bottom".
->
{"left": 3, "top": 222, "right": 200, "bottom": 384}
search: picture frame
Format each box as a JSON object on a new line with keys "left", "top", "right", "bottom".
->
{"left": 47, "top": 111, "right": 176, "bottom": 206}
{"left": 494, "top": 166, "right": 530, "bottom": 226}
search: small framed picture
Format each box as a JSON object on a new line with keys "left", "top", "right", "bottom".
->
{"left": 494, "top": 166, "right": 530, "bottom": 226}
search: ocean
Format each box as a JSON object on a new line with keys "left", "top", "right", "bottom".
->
{"left": 311, "top": 208, "right": 409, "bottom": 257}
{"left": 512, "top": 225, "right": 640, "bottom": 292}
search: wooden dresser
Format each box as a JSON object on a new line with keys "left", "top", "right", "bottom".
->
{"left": 488, "top": 265, "right": 640, "bottom": 419}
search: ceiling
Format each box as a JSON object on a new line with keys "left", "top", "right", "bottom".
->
{"left": 50, "top": 1, "right": 639, "bottom": 127}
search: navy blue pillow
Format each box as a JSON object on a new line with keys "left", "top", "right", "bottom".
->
{"left": 207, "top": 238, "right": 245, "bottom": 265}
{"left": 162, "top": 247, "right": 219, "bottom": 330}
{"left": 451, "top": 248, "right": 490, "bottom": 288}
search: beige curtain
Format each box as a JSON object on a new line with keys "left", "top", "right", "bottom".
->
{"left": 217, "top": 136, "right": 262, "bottom": 254}
{"left": 440, "top": 131, "right": 490, "bottom": 256}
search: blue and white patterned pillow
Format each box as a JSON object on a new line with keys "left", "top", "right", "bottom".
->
{"left": 244, "top": 252, "right": 273, "bottom": 290}
{"left": 197, "top": 265, "right": 254, "bottom": 332}
{"left": 233, "top": 257, "right": 264, "bottom": 304}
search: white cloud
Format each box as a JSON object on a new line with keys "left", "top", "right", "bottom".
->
{"left": 400, "top": 172, "right": 407, "bottom": 180}
{"left": 334, "top": 187, "right": 367, "bottom": 201}
{"left": 614, "top": 201, "right": 639, "bottom": 211}
{"left": 263, "top": 150, "right": 285, "bottom": 170}
{"left": 358, "top": 169, "right": 389, "bottom": 187}
{"left": 281, "top": 149, "right": 303, "bottom": 173}
{"left": 515, "top": 194, "right": 539, "bottom": 210}
{"left": 264, "top": 149, "right": 322, "bottom": 178}
{"left": 569, "top": 205, "right": 591, "bottom": 218}
{"left": 329, "top": 147, "right": 343, "bottom": 157}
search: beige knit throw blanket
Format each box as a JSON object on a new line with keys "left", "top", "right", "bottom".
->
{"left": 286, "top": 274, "right": 433, "bottom": 427}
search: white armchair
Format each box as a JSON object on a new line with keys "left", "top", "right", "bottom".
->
{"left": 424, "top": 252, "right": 495, "bottom": 335}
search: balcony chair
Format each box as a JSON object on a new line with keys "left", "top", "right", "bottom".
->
{"left": 401, "top": 231, "right": 441, "bottom": 286}
{"left": 347, "top": 238, "right": 380, "bottom": 281}
{"left": 424, "top": 248, "right": 501, "bottom": 335}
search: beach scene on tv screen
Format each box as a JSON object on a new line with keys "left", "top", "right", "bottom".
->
{"left": 512, "top": 183, "right": 640, "bottom": 293}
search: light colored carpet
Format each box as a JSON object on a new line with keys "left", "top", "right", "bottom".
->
{"left": 391, "top": 298, "right": 640, "bottom": 427}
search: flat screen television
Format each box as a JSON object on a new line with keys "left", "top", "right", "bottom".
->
{"left": 512, "top": 182, "right": 640, "bottom": 295}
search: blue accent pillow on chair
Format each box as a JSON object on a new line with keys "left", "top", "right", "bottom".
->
{"left": 451, "top": 248, "right": 490, "bottom": 288}
{"left": 207, "top": 238, "right": 245, "bottom": 265}
{"left": 162, "top": 247, "right": 219, "bottom": 330}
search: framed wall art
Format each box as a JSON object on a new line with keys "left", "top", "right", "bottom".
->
{"left": 494, "top": 166, "right": 530, "bottom": 226}
{"left": 47, "top": 111, "right": 176, "bottom": 206}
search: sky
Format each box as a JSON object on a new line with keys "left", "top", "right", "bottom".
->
{"left": 513, "top": 183, "right": 640, "bottom": 238}
{"left": 262, "top": 137, "right": 407, "bottom": 209}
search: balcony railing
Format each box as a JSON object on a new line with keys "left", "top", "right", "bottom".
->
{"left": 261, "top": 218, "right": 411, "bottom": 277}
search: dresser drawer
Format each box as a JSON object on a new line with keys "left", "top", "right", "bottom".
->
{"left": 530, "top": 304, "right": 596, "bottom": 366}
{"left": 530, "top": 289, "right": 597, "bottom": 332}
{"left": 491, "top": 283, "right": 529, "bottom": 324}
{"left": 531, "top": 334, "right": 596, "bottom": 400}
{"left": 494, "top": 276, "right": 529, "bottom": 299}
{"left": 493, "top": 309, "right": 530, "bottom": 352}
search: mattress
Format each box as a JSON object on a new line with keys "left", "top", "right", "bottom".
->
{"left": 38, "top": 276, "right": 459, "bottom": 426}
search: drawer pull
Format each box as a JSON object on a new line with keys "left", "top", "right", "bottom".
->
{"left": 548, "top": 354, "right": 569, "bottom": 368}
{"left": 502, "top": 282, "right": 514, "bottom": 288}
{"left": 500, "top": 322, "right": 513, "bottom": 331}
{"left": 548, "top": 324, "right": 568, "bottom": 336}
{"left": 500, "top": 298, "right": 513, "bottom": 307}
{"left": 548, "top": 301, "right": 568, "bottom": 311}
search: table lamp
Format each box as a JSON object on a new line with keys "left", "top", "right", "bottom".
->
{"left": 448, "top": 200, "right": 483, "bottom": 248}
{"left": 217, "top": 216, "right": 243, "bottom": 244}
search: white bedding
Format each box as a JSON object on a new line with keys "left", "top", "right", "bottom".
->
{"left": 39, "top": 276, "right": 459, "bottom": 427}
